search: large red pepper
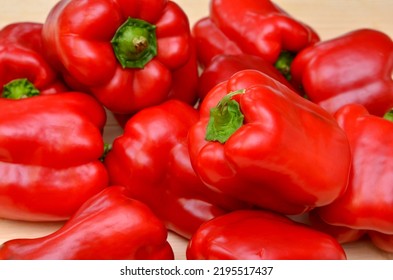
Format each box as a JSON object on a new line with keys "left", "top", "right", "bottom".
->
{"left": 197, "top": 54, "right": 296, "bottom": 101}
{"left": 192, "top": 0, "right": 319, "bottom": 71}
{"left": 0, "top": 22, "right": 68, "bottom": 97}
{"left": 316, "top": 104, "right": 393, "bottom": 235}
{"left": 104, "top": 100, "right": 247, "bottom": 238}
{"left": 42, "top": 0, "right": 198, "bottom": 114}
{"left": 188, "top": 70, "right": 351, "bottom": 215}
{"left": 290, "top": 29, "right": 393, "bottom": 116}
{"left": 0, "top": 186, "right": 174, "bottom": 260}
{"left": 0, "top": 91, "right": 108, "bottom": 221}
{"left": 186, "top": 210, "right": 347, "bottom": 260}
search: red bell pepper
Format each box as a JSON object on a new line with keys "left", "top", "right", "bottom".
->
{"left": 197, "top": 54, "right": 296, "bottom": 101}
{"left": 316, "top": 104, "right": 393, "bottom": 234}
{"left": 192, "top": 17, "right": 242, "bottom": 68}
{"left": 188, "top": 69, "right": 351, "bottom": 215}
{"left": 0, "top": 22, "right": 68, "bottom": 97}
{"left": 368, "top": 231, "right": 393, "bottom": 253}
{"left": 307, "top": 211, "right": 366, "bottom": 244}
{"left": 104, "top": 100, "right": 248, "bottom": 238}
{"left": 42, "top": 0, "right": 198, "bottom": 114}
{"left": 112, "top": 41, "right": 199, "bottom": 128}
{"left": 290, "top": 29, "right": 393, "bottom": 116}
{"left": 0, "top": 91, "right": 108, "bottom": 221}
{"left": 0, "top": 186, "right": 174, "bottom": 260}
{"left": 186, "top": 210, "right": 347, "bottom": 260}
{"left": 192, "top": 0, "right": 320, "bottom": 71}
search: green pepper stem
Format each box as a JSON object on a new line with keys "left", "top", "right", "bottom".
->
{"left": 2, "top": 78, "right": 40, "bottom": 99}
{"left": 383, "top": 109, "right": 393, "bottom": 122}
{"left": 274, "top": 51, "right": 295, "bottom": 81}
{"left": 99, "top": 143, "right": 113, "bottom": 162}
{"left": 205, "top": 89, "right": 245, "bottom": 143}
{"left": 111, "top": 17, "right": 157, "bottom": 69}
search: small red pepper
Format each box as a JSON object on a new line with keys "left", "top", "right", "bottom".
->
{"left": 105, "top": 100, "right": 247, "bottom": 238}
{"left": 197, "top": 54, "right": 296, "bottom": 101}
{"left": 188, "top": 70, "right": 351, "bottom": 215}
{"left": 186, "top": 210, "right": 347, "bottom": 260}
{"left": 192, "top": 0, "right": 319, "bottom": 72}
{"left": 42, "top": 0, "right": 198, "bottom": 114}
{"left": 0, "top": 186, "right": 174, "bottom": 260}
{"left": 316, "top": 104, "right": 393, "bottom": 234}
{"left": 0, "top": 91, "right": 108, "bottom": 221}
{"left": 0, "top": 22, "right": 68, "bottom": 97}
{"left": 290, "top": 29, "right": 393, "bottom": 116}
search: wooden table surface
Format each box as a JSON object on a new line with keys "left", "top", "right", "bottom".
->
{"left": 1, "top": 0, "right": 393, "bottom": 260}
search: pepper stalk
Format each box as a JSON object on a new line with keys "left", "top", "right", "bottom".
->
{"left": 383, "top": 109, "right": 393, "bottom": 122}
{"left": 205, "top": 89, "right": 245, "bottom": 143}
{"left": 274, "top": 51, "right": 295, "bottom": 81}
{"left": 2, "top": 78, "right": 40, "bottom": 99}
{"left": 111, "top": 17, "right": 157, "bottom": 69}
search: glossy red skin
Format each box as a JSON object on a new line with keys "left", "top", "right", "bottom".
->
{"left": 308, "top": 211, "right": 366, "bottom": 244}
{"left": 0, "top": 22, "right": 68, "bottom": 95}
{"left": 42, "top": 0, "right": 198, "bottom": 114}
{"left": 317, "top": 104, "right": 393, "bottom": 234}
{"left": 186, "top": 210, "right": 347, "bottom": 260}
{"left": 0, "top": 92, "right": 108, "bottom": 221}
{"left": 192, "top": 17, "right": 242, "bottom": 68}
{"left": 105, "top": 100, "right": 248, "bottom": 238}
{"left": 188, "top": 70, "right": 351, "bottom": 215}
{"left": 192, "top": 0, "right": 319, "bottom": 67}
{"left": 197, "top": 54, "right": 296, "bottom": 100}
{"left": 0, "top": 186, "right": 174, "bottom": 260}
{"left": 368, "top": 231, "right": 393, "bottom": 253}
{"left": 291, "top": 29, "right": 393, "bottom": 116}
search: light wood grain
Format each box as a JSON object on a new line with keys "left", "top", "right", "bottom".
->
{"left": 1, "top": 0, "right": 393, "bottom": 260}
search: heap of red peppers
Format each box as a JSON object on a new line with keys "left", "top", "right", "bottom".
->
{"left": 0, "top": 0, "right": 392, "bottom": 260}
